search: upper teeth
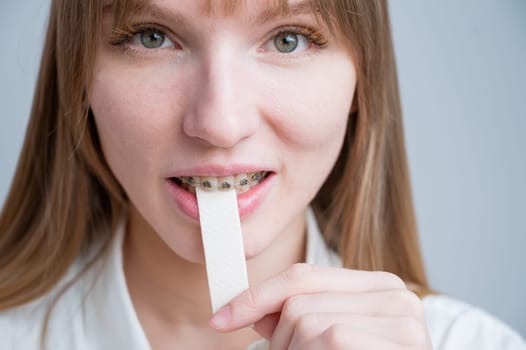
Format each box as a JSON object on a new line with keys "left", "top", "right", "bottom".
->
{"left": 177, "top": 172, "right": 267, "bottom": 193}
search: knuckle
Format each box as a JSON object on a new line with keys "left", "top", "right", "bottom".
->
{"left": 295, "top": 313, "right": 320, "bottom": 336}
{"left": 404, "top": 317, "right": 422, "bottom": 334}
{"left": 375, "top": 271, "right": 406, "bottom": 289}
{"left": 282, "top": 296, "right": 306, "bottom": 323}
{"left": 397, "top": 317, "right": 428, "bottom": 345}
{"left": 322, "top": 324, "right": 348, "bottom": 348}
{"left": 283, "top": 263, "right": 313, "bottom": 282}
{"left": 244, "top": 285, "right": 260, "bottom": 312}
{"left": 397, "top": 289, "right": 425, "bottom": 320}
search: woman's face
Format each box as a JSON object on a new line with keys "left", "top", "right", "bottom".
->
{"left": 89, "top": 0, "right": 356, "bottom": 263}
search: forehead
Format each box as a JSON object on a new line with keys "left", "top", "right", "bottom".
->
{"left": 200, "top": 0, "right": 295, "bottom": 17}
{"left": 107, "top": 0, "right": 318, "bottom": 23}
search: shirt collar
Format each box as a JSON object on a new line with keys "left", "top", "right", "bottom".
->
{"left": 86, "top": 208, "right": 340, "bottom": 349}
{"left": 84, "top": 220, "right": 151, "bottom": 349}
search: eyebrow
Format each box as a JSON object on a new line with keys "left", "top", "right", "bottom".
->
{"left": 103, "top": 1, "right": 192, "bottom": 33}
{"left": 103, "top": 0, "right": 316, "bottom": 27}
{"left": 252, "top": 0, "right": 316, "bottom": 25}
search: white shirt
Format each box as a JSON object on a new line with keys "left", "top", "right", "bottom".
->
{"left": 1, "top": 209, "right": 525, "bottom": 349}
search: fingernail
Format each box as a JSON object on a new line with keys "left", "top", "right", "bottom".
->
{"left": 210, "top": 304, "right": 232, "bottom": 329}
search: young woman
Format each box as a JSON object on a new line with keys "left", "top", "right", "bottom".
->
{"left": 0, "top": 0, "right": 524, "bottom": 349}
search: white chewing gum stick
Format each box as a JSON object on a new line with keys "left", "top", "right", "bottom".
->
{"left": 196, "top": 187, "right": 249, "bottom": 313}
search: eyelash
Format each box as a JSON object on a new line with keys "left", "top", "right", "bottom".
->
{"left": 109, "top": 24, "right": 176, "bottom": 50}
{"left": 272, "top": 25, "right": 329, "bottom": 50}
{"left": 108, "top": 23, "right": 329, "bottom": 56}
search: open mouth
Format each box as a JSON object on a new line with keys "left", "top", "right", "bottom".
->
{"left": 169, "top": 171, "right": 271, "bottom": 194}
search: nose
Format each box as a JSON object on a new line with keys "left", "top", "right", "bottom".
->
{"left": 182, "top": 52, "right": 259, "bottom": 149}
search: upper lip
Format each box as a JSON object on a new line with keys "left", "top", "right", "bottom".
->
{"left": 166, "top": 164, "right": 276, "bottom": 178}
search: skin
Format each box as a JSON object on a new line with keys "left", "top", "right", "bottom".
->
{"left": 89, "top": 0, "right": 432, "bottom": 349}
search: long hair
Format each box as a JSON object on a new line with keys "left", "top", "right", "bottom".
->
{"left": 311, "top": 1, "right": 430, "bottom": 294}
{"left": 0, "top": 0, "right": 430, "bottom": 330}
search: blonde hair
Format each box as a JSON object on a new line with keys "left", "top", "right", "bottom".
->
{"left": 0, "top": 0, "right": 431, "bottom": 342}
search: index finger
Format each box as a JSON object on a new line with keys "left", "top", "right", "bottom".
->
{"left": 209, "top": 263, "right": 406, "bottom": 332}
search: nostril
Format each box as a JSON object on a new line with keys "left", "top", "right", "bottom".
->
{"left": 184, "top": 124, "right": 247, "bottom": 149}
{"left": 181, "top": 103, "right": 258, "bottom": 148}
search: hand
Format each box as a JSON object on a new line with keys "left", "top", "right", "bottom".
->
{"left": 209, "top": 263, "right": 432, "bottom": 350}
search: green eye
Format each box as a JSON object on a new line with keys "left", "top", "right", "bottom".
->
{"left": 274, "top": 32, "right": 299, "bottom": 53}
{"left": 140, "top": 29, "right": 166, "bottom": 49}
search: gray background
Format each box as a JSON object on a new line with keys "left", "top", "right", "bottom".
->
{"left": 1, "top": 0, "right": 525, "bottom": 338}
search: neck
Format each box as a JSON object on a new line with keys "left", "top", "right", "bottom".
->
{"left": 123, "top": 206, "right": 306, "bottom": 347}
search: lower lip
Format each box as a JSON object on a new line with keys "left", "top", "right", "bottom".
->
{"left": 166, "top": 174, "right": 275, "bottom": 221}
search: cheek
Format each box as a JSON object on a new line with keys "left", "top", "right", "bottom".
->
{"left": 265, "top": 56, "right": 356, "bottom": 150}
{"left": 87, "top": 63, "right": 184, "bottom": 187}
{"left": 90, "top": 80, "right": 151, "bottom": 185}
